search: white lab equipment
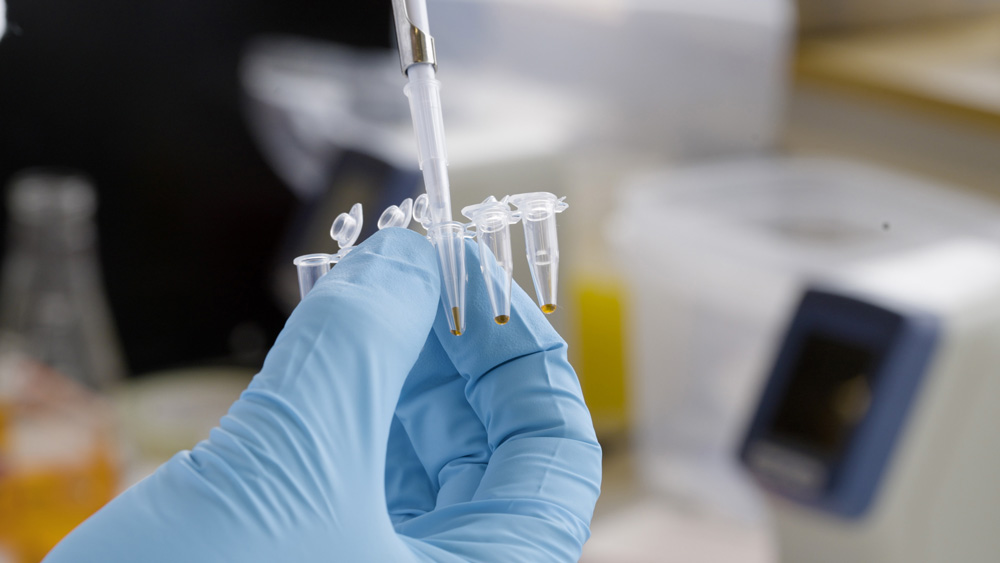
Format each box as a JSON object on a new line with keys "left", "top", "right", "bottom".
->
{"left": 377, "top": 197, "right": 414, "bottom": 230}
{"left": 291, "top": 254, "right": 333, "bottom": 301}
{"left": 607, "top": 157, "right": 1000, "bottom": 550}
{"left": 741, "top": 239, "right": 1000, "bottom": 563}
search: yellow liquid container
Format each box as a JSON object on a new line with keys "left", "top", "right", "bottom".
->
{"left": 571, "top": 274, "right": 630, "bottom": 437}
{"left": 0, "top": 359, "right": 120, "bottom": 562}
{"left": 0, "top": 171, "right": 126, "bottom": 562}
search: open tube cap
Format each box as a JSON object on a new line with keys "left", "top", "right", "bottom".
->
{"left": 378, "top": 198, "right": 414, "bottom": 230}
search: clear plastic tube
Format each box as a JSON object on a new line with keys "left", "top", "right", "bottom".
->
{"left": 293, "top": 253, "right": 333, "bottom": 299}
{"left": 462, "top": 197, "right": 516, "bottom": 325}
{"left": 293, "top": 203, "right": 364, "bottom": 301}
{"left": 377, "top": 198, "right": 414, "bottom": 230}
{"left": 509, "top": 192, "right": 568, "bottom": 314}
{"left": 427, "top": 222, "right": 467, "bottom": 335}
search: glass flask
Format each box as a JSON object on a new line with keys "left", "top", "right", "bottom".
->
{"left": 0, "top": 170, "right": 124, "bottom": 562}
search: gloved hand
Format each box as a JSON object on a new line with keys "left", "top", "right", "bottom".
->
{"left": 44, "top": 228, "right": 602, "bottom": 562}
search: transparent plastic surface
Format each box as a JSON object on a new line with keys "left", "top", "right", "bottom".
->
{"left": 377, "top": 198, "right": 414, "bottom": 230}
{"left": 293, "top": 203, "right": 364, "bottom": 301}
{"left": 329, "top": 202, "right": 364, "bottom": 251}
{"left": 293, "top": 190, "right": 569, "bottom": 325}
{"left": 427, "top": 222, "right": 467, "bottom": 335}
{"left": 404, "top": 64, "right": 451, "bottom": 226}
{"left": 462, "top": 196, "right": 517, "bottom": 324}
{"left": 413, "top": 193, "right": 466, "bottom": 335}
{"left": 509, "top": 192, "right": 568, "bottom": 314}
{"left": 413, "top": 193, "right": 430, "bottom": 229}
{"left": 292, "top": 254, "right": 333, "bottom": 299}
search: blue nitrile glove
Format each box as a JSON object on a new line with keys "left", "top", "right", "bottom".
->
{"left": 44, "top": 228, "right": 602, "bottom": 562}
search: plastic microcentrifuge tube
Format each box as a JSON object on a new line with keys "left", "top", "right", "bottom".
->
{"left": 413, "top": 194, "right": 467, "bottom": 334}
{"left": 509, "top": 192, "right": 568, "bottom": 314}
{"left": 292, "top": 203, "right": 364, "bottom": 300}
{"left": 292, "top": 254, "right": 333, "bottom": 300}
{"left": 462, "top": 196, "right": 518, "bottom": 325}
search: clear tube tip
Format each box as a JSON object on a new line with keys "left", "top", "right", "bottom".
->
{"left": 428, "top": 222, "right": 468, "bottom": 336}
{"left": 462, "top": 196, "right": 518, "bottom": 326}
{"left": 509, "top": 192, "right": 568, "bottom": 315}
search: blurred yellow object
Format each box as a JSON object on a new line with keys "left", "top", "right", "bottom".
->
{"left": 787, "top": 15, "right": 1000, "bottom": 196}
{"left": 797, "top": 16, "right": 1000, "bottom": 126}
{"left": 797, "top": 0, "right": 1000, "bottom": 30}
{"left": 0, "top": 357, "right": 119, "bottom": 563}
{"left": 571, "top": 274, "right": 630, "bottom": 437}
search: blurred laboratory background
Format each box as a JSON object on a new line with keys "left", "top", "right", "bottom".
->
{"left": 2, "top": 0, "right": 1000, "bottom": 561}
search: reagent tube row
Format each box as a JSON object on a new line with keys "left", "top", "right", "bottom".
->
{"left": 293, "top": 192, "right": 567, "bottom": 332}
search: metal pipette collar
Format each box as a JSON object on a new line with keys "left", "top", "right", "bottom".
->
{"left": 391, "top": 0, "right": 468, "bottom": 335}
{"left": 391, "top": 0, "right": 437, "bottom": 73}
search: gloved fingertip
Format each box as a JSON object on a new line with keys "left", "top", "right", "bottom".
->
{"left": 307, "top": 227, "right": 440, "bottom": 304}
{"left": 352, "top": 228, "right": 437, "bottom": 267}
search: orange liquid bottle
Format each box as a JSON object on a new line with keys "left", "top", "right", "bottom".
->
{"left": 0, "top": 359, "right": 120, "bottom": 562}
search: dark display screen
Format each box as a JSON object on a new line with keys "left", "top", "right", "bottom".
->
{"left": 769, "top": 333, "right": 878, "bottom": 459}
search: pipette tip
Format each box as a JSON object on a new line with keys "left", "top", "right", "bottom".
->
{"left": 451, "top": 307, "right": 462, "bottom": 336}
{"left": 494, "top": 315, "right": 510, "bottom": 325}
{"left": 541, "top": 304, "right": 557, "bottom": 314}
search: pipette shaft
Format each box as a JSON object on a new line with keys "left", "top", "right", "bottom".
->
{"left": 393, "top": 0, "right": 450, "bottom": 224}
{"left": 404, "top": 64, "right": 451, "bottom": 225}
{"left": 393, "top": 0, "right": 466, "bottom": 335}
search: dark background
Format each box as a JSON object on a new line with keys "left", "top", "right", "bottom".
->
{"left": 0, "top": 0, "right": 391, "bottom": 374}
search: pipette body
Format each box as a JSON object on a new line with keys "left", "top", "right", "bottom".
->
{"left": 393, "top": 0, "right": 467, "bottom": 335}
{"left": 404, "top": 64, "right": 452, "bottom": 226}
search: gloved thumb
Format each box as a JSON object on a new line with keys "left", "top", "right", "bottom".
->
{"left": 44, "top": 228, "right": 441, "bottom": 563}
{"left": 244, "top": 227, "right": 441, "bottom": 504}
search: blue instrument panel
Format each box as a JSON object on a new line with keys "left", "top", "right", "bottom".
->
{"left": 740, "top": 289, "right": 939, "bottom": 518}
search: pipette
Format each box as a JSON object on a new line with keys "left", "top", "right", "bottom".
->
{"left": 391, "top": 0, "right": 467, "bottom": 335}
